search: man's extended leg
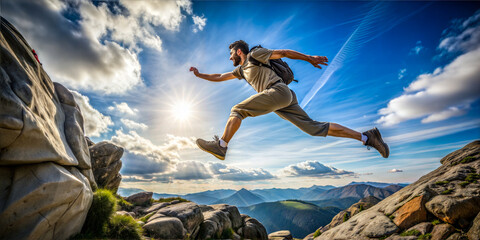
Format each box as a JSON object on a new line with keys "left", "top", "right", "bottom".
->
{"left": 327, "top": 123, "right": 362, "bottom": 141}
{"left": 221, "top": 116, "right": 242, "bottom": 143}
{"left": 275, "top": 90, "right": 389, "bottom": 158}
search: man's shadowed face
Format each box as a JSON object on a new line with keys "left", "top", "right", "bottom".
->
{"left": 229, "top": 48, "right": 241, "bottom": 66}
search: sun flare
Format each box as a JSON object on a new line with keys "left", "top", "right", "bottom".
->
{"left": 171, "top": 101, "right": 192, "bottom": 121}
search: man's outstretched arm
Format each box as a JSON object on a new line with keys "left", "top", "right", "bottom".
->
{"left": 190, "top": 67, "right": 236, "bottom": 82}
{"left": 270, "top": 50, "right": 328, "bottom": 69}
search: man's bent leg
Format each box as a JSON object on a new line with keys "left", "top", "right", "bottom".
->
{"left": 222, "top": 116, "right": 242, "bottom": 143}
{"left": 327, "top": 123, "right": 362, "bottom": 142}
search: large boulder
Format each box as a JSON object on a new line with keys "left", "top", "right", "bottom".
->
{"left": 0, "top": 17, "right": 93, "bottom": 240}
{"left": 269, "top": 230, "right": 293, "bottom": 240}
{"left": 237, "top": 214, "right": 268, "bottom": 240}
{"left": 89, "top": 141, "right": 123, "bottom": 192}
{"left": 155, "top": 202, "right": 204, "bottom": 238}
{"left": 393, "top": 195, "right": 428, "bottom": 229}
{"left": 125, "top": 191, "right": 153, "bottom": 206}
{"left": 143, "top": 217, "right": 186, "bottom": 239}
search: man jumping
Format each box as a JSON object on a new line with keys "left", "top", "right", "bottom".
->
{"left": 189, "top": 40, "right": 389, "bottom": 160}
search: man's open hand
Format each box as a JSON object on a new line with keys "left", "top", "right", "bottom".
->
{"left": 309, "top": 56, "right": 329, "bottom": 69}
{"left": 189, "top": 66, "right": 199, "bottom": 76}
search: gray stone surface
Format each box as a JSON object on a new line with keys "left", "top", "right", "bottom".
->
{"left": 468, "top": 211, "right": 480, "bottom": 240}
{"left": 0, "top": 163, "right": 93, "bottom": 240}
{"left": 125, "top": 191, "right": 153, "bottom": 206}
{"left": 407, "top": 222, "right": 433, "bottom": 235}
{"left": 156, "top": 202, "right": 204, "bottom": 238}
{"left": 197, "top": 209, "right": 232, "bottom": 239}
{"left": 0, "top": 17, "right": 94, "bottom": 240}
{"left": 143, "top": 217, "right": 186, "bottom": 239}
{"left": 431, "top": 223, "right": 456, "bottom": 240}
{"left": 425, "top": 195, "right": 480, "bottom": 225}
{"left": 238, "top": 215, "right": 268, "bottom": 240}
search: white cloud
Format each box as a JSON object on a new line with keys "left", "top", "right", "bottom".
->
{"left": 378, "top": 11, "right": 480, "bottom": 126}
{"left": 2, "top": 0, "right": 203, "bottom": 95}
{"left": 71, "top": 91, "right": 113, "bottom": 137}
{"left": 439, "top": 10, "right": 480, "bottom": 53}
{"left": 409, "top": 40, "right": 424, "bottom": 55}
{"left": 208, "top": 162, "right": 276, "bottom": 181}
{"left": 192, "top": 15, "right": 207, "bottom": 33}
{"left": 109, "top": 102, "right": 139, "bottom": 116}
{"left": 280, "top": 160, "right": 356, "bottom": 178}
{"left": 389, "top": 169, "right": 403, "bottom": 173}
{"left": 121, "top": 119, "right": 148, "bottom": 131}
{"left": 111, "top": 130, "right": 196, "bottom": 162}
{"left": 398, "top": 68, "right": 406, "bottom": 80}
{"left": 378, "top": 47, "right": 480, "bottom": 126}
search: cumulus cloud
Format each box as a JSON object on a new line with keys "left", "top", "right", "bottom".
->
{"left": 410, "top": 40, "right": 424, "bottom": 55}
{"left": 121, "top": 119, "right": 148, "bottom": 131}
{"left": 71, "top": 91, "right": 113, "bottom": 137}
{"left": 111, "top": 130, "right": 196, "bottom": 162}
{"left": 208, "top": 162, "right": 276, "bottom": 181}
{"left": 398, "top": 68, "right": 407, "bottom": 80}
{"left": 192, "top": 15, "right": 207, "bottom": 33}
{"left": 280, "top": 161, "right": 356, "bottom": 178}
{"left": 378, "top": 11, "right": 480, "bottom": 126}
{"left": 2, "top": 0, "right": 205, "bottom": 94}
{"left": 109, "top": 102, "right": 139, "bottom": 116}
{"left": 389, "top": 169, "right": 403, "bottom": 173}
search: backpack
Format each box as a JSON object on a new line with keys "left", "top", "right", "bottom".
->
{"left": 240, "top": 45, "right": 297, "bottom": 85}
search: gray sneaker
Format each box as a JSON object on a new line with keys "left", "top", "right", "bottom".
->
{"left": 363, "top": 127, "right": 389, "bottom": 158}
{"left": 196, "top": 135, "right": 227, "bottom": 160}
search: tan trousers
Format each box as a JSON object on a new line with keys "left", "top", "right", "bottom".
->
{"left": 230, "top": 82, "right": 330, "bottom": 137}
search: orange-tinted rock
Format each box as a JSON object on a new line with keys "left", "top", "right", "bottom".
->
{"left": 431, "top": 223, "right": 456, "bottom": 240}
{"left": 393, "top": 195, "right": 428, "bottom": 229}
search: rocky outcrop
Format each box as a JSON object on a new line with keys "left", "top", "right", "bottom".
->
{"left": 315, "top": 141, "right": 480, "bottom": 240}
{"left": 127, "top": 195, "right": 267, "bottom": 240}
{"left": 0, "top": 17, "right": 94, "bottom": 239}
{"left": 89, "top": 141, "right": 123, "bottom": 192}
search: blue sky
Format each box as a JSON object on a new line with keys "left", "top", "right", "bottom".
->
{"left": 4, "top": 0, "right": 479, "bottom": 194}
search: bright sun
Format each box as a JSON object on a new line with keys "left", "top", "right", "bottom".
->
{"left": 172, "top": 101, "right": 192, "bottom": 121}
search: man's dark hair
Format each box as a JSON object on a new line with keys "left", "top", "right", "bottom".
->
{"left": 229, "top": 40, "right": 249, "bottom": 55}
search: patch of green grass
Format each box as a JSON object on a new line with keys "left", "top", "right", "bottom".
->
{"left": 280, "top": 200, "right": 317, "bottom": 210}
{"left": 218, "top": 227, "right": 235, "bottom": 239}
{"left": 359, "top": 204, "right": 364, "bottom": 212}
{"left": 82, "top": 189, "right": 117, "bottom": 235}
{"left": 441, "top": 189, "right": 453, "bottom": 195}
{"left": 460, "top": 156, "right": 476, "bottom": 164}
{"left": 313, "top": 229, "right": 322, "bottom": 238}
{"left": 400, "top": 229, "right": 420, "bottom": 236}
{"left": 107, "top": 214, "right": 143, "bottom": 240}
{"left": 465, "top": 173, "right": 480, "bottom": 183}
{"left": 140, "top": 212, "right": 155, "bottom": 223}
{"left": 459, "top": 181, "right": 470, "bottom": 187}
{"left": 117, "top": 197, "right": 133, "bottom": 211}
{"left": 435, "top": 180, "right": 449, "bottom": 185}
{"left": 153, "top": 197, "right": 189, "bottom": 203}
{"left": 418, "top": 233, "right": 432, "bottom": 240}
{"left": 431, "top": 219, "right": 441, "bottom": 225}
{"left": 343, "top": 212, "right": 350, "bottom": 222}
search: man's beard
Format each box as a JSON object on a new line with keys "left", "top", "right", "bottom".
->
{"left": 232, "top": 53, "right": 241, "bottom": 66}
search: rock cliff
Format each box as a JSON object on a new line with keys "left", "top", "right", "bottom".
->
{"left": 315, "top": 141, "right": 480, "bottom": 240}
{"left": 0, "top": 17, "right": 94, "bottom": 239}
